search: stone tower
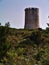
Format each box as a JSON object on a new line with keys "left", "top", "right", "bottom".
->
{"left": 24, "top": 8, "right": 39, "bottom": 29}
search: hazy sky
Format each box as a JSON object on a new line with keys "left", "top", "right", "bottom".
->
{"left": 0, "top": 0, "right": 49, "bottom": 29}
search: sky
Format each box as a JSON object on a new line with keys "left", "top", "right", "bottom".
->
{"left": 0, "top": 0, "right": 49, "bottom": 29}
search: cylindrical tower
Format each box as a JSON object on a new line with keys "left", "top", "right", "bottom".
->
{"left": 24, "top": 8, "right": 39, "bottom": 29}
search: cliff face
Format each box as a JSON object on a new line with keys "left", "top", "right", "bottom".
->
{"left": 24, "top": 8, "right": 39, "bottom": 29}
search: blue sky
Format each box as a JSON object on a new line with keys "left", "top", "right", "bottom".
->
{"left": 0, "top": 0, "right": 49, "bottom": 29}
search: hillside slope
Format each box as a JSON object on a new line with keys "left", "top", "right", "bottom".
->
{"left": 0, "top": 26, "right": 49, "bottom": 65}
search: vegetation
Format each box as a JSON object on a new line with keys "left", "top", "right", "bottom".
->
{"left": 0, "top": 22, "right": 49, "bottom": 65}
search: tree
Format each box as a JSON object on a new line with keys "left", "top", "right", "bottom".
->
{"left": 0, "top": 22, "right": 10, "bottom": 60}
{"left": 47, "top": 23, "right": 49, "bottom": 27}
{"left": 5, "top": 22, "right": 10, "bottom": 27}
{"left": 46, "top": 23, "right": 49, "bottom": 33}
{"left": 0, "top": 23, "right": 1, "bottom": 26}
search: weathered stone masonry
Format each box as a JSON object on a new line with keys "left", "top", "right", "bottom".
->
{"left": 24, "top": 8, "right": 39, "bottom": 29}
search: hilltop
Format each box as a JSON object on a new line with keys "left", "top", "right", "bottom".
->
{"left": 0, "top": 23, "right": 49, "bottom": 65}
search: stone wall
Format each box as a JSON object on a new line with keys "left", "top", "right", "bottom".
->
{"left": 24, "top": 8, "right": 39, "bottom": 29}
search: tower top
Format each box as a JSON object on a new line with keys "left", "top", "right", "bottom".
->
{"left": 25, "top": 7, "right": 39, "bottom": 11}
